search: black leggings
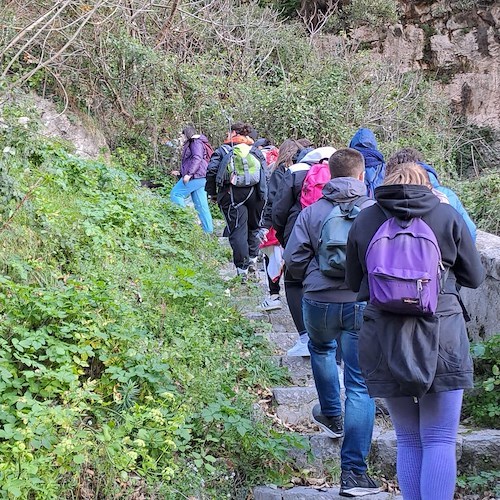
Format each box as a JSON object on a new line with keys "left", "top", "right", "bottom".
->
{"left": 284, "top": 267, "right": 306, "bottom": 335}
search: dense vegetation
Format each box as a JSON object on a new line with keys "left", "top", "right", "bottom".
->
{"left": 0, "top": 98, "right": 309, "bottom": 498}
{"left": 0, "top": 1, "right": 499, "bottom": 497}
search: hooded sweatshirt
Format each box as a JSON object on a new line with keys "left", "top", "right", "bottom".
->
{"left": 271, "top": 147, "right": 336, "bottom": 246}
{"left": 345, "top": 184, "right": 485, "bottom": 397}
{"left": 181, "top": 134, "right": 210, "bottom": 178}
{"left": 349, "top": 128, "right": 385, "bottom": 197}
{"left": 283, "top": 177, "right": 374, "bottom": 302}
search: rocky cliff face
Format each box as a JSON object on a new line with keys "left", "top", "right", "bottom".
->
{"left": 351, "top": 0, "right": 499, "bottom": 130}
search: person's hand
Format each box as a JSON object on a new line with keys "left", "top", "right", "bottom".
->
{"left": 256, "top": 227, "right": 269, "bottom": 244}
{"left": 170, "top": 170, "right": 180, "bottom": 176}
{"left": 183, "top": 174, "right": 191, "bottom": 184}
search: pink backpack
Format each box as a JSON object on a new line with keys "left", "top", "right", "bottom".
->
{"left": 300, "top": 163, "right": 331, "bottom": 208}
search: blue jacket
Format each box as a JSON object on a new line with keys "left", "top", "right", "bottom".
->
{"left": 349, "top": 128, "right": 385, "bottom": 198}
{"left": 419, "top": 161, "right": 477, "bottom": 241}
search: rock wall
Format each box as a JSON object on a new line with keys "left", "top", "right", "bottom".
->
{"left": 350, "top": 1, "right": 500, "bottom": 131}
{"left": 34, "top": 95, "right": 109, "bottom": 160}
{"left": 462, "top": 230, "right": 500, "bottom": 340}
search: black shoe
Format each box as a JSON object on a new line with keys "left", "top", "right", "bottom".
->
{"left": 311, "top": 403, "right": 343, "bottom": 438}
{"left": 339, "top": 470, "right": 382, "bottom": 497}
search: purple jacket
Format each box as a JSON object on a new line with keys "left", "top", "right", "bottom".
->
{"left": 181, "top": 135, "right": 209, "bottom": 178}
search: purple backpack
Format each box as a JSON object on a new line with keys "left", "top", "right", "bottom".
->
{"left": 366, "top": 214, "right": 444, "bottom": 316}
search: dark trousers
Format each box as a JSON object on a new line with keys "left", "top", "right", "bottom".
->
{"left": 219, "top": 187, "right": 265, "bottom": 269}
{"left": 284, "top": 267, "right": 306, "bottom": 335}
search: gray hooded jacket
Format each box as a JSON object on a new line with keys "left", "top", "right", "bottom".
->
{"left": 283, "top": 177, "right": 374, "bottom": 302}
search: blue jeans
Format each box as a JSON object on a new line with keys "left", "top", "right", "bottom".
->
{"left": 303, "top": 298, "right": 375, "bottom": 474}
{"left": 170, "top": 178, "right": 213, "bottom": 233}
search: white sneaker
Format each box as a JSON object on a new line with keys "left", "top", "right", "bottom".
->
{"left": 258, "top": 295, "right": 282, "bottom": 312}
{"left": 287, "top": 339, "right": 310, "bottom": 357}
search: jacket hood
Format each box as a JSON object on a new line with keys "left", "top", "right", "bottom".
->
{"left": 301, "top": 147, "right": 336, "bottom": 165}
{"left": 418, "top": 161, "right": 440, "bottom": 187}
{"left": 322, "top": 178, "right": 367, "bottom": 204}
{"left": 375, "top": 184, "right": 441, "bottom": 220}
{"left": 190, "top": 134, "right": 209, "bottom": 143}
{"left": 349, "top": 128, "right": 378, "bottom": 150}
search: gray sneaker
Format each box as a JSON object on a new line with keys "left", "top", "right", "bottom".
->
{"left": 339, "top": 470, "right": 382, "bottom": 497}
{"left": 236, "top": 267, "right": 248, "bottom": 284}
{"left": 312, "top": 403, "right": 343, "bottom": 438}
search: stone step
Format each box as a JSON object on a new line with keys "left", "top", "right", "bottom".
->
{"left": 272, "top": 386, "right": 319, "bottom": 425}
{"left": 254, "top": 486, "right": 402, "bottom": 499}
{"left": 267, "top": 331, "right": 301, "bottom": 353}
{"left": 271, "top": 355, "right": 315, "bottom": 387}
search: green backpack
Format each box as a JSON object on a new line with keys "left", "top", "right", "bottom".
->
{"left": 228, "top": 144, "right": 261, "bottom": 187}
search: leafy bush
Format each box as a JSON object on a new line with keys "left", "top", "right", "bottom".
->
{"left": 0, "top": 99, "right": 305, "bottom": 498}
{"left": 453, "top": 171, "right": 500, "bottom": 235}
{"left": 462, "top": 335, "right": 500, "bottom": 428}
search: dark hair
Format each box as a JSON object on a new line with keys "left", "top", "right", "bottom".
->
{"left": 249, "top": 127, "right": 258, "bottom": 141}
{"left": 230, "top": 122, "right": 253, "bottom": 137}
{"left": 182, "top": 125, "right": 197, "bottom": 140}
{"left": 329, "top": 148, "right": 365, "bottom": 178}
{"left": 254, "top": 138, "right": 271, "bottom": 148}
{"left": 386, "top": 148, "right": 423, "bottom": 174}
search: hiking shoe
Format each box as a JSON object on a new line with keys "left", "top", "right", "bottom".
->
{"left": 258, "top": 295, "right": 282, "bottom": 312}
{"left": 286, "top": 339, "right": 310, "bottom": 357}
{"left": 236, "top": 268, "right": 248, "bottom": 284}
{"left": 339, "top": 470, "right": 382, "bottom": 497}
{"left": 248, "top": 256, "right": 258, "bottom": 273}
{"left": 312, "top": 403, "right": 343, "bottom": 438}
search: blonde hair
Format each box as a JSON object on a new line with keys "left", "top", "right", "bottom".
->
{"left": 384, "top": 162, "right": 432, "bottom": 188}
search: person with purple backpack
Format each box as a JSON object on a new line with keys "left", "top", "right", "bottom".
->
{"left": 346, "top": 162, "right": 485, "bottom": 500}
{"left": 170, "top": 125, "right": 213, "bottom": 233}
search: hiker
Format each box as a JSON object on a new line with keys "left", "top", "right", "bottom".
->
{"left": 346, "top": 162, "right": 485, "bottom": 500}
{"left": 272, "top": 146, "right": 335, "bottom": 357}
{"left": 283, "top": 148, "right": 381, "bottom": 497}
{"left": 349, "top": 128, "right": 385, "bottom": 197}
{"left": 205, "top": 122, "right": 267, "bottom": 282}
{"left": 170, "top": 125, "right": 214, "bottom": 234}
{"left": 257, "top": 139, "right": 310, "bottom": 312}
{"left": 386, "top": 147, "right": 477, "bottom": 241}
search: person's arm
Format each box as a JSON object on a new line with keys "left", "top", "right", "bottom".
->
{"left": 272, "top": 170, "right": 295, "bottom": 245}
{"left": 205, "top": 146, "right": 225, "bottom": 197}
{"left": 261, "top": 167, "right": 284, "bottom": 229}
{"left": 183, "top": 139, "right": 204, "bottom": 182}
{"left": 282, "top": 209, "right": 314, "bottom": 281}
{"left": 345, "top": 217, "right": 365, "bottom": 292}
{"left": 452, "top": 218, "right": 485, "bottom": 289}
{"left": 440, "top": 187, "right": 477, "bottom": 242}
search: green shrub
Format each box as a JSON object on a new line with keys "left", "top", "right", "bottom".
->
{"left": 462, "top": 335, "right": 500, "bottom": 428}
{"left": 0, "top": 100, "right": 305, "bottom": 498}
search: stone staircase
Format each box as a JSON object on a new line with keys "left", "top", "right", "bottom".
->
{"left": 238, "top": 264, "right": 500, "bottom": 500}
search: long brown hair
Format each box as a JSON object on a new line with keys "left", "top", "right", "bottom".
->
{"left": 274, "top": 139, "right": 302, "bottom": 171}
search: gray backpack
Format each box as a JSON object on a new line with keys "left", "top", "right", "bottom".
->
{"left": 318, "top": 197, "right": 368, "bottom": 278}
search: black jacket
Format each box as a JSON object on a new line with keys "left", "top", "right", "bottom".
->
{"left": 205, "top": 143, "right": 267, "bottom": 202}
{"left": 346, "top": 184, "right": 485, "bottom": 397}
{"left": 271, "top": 164, "right": 309, "bottom": 246}
{"left": 261, "top": 163, "right": 286, "bottom": 229}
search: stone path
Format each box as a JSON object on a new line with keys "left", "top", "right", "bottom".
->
{"left": 223, "top": 257, "right": 500, "bottom": 500}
